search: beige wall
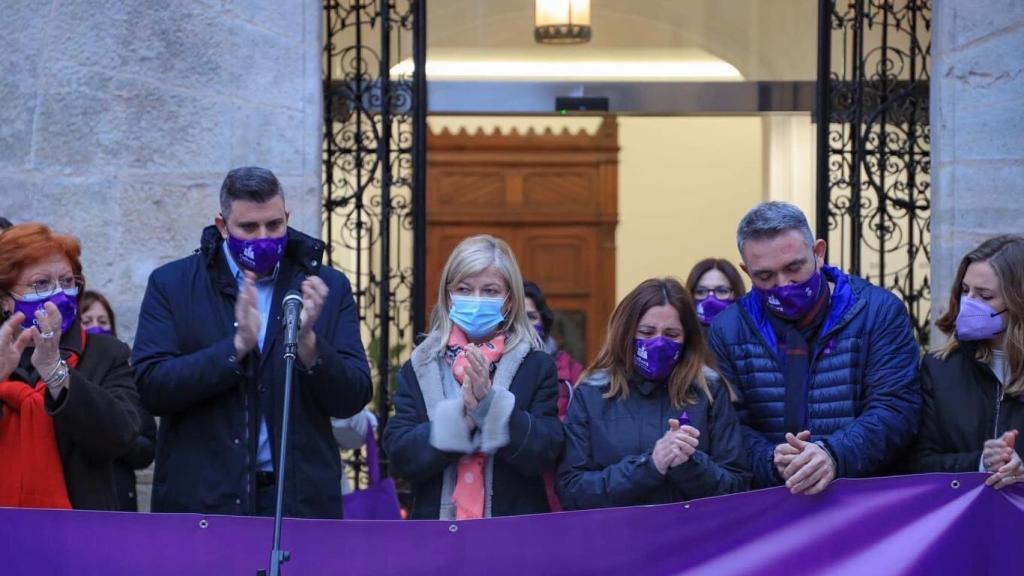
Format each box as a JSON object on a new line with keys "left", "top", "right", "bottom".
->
{"left": 617, "top": 117, "right": 762, "bottom": 298}
{"left": 427, "top": 0, "right": 818, "bottom": 81}
{"left": 424, "top": 115, "right": 768, "bottom": 301}
{"left": 328, "top": 114, "right": 820, "bottom": 303}
{"left": 762, "top": 114, "right": 815, "bottom": 220}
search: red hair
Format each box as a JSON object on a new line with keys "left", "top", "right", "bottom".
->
{"left": 0, "top": 223, "right": 83, "bottom": 294}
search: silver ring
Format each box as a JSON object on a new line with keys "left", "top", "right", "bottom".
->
{"left": 40, "top": 330, "right": 55, "bottom": 339}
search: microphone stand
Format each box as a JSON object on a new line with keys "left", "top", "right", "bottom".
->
{"left": 266, "top": 339, "right": 297, "bottom": 576}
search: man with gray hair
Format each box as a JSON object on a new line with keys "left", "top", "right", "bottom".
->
{"left": 133, "top": 166, "right": 372, "bottom": 519}
{"left": 708, "top": 201, "right": 921, "bottom": 494}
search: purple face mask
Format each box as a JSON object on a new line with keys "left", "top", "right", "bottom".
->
{"left": 13, "top": 287, "right": 79, "bottom": 335}
{"left": 85, "top": 326, "right": 113, "bottom": 336}
{"left": 533, "top": 323, "right": 546, "bottom": 339}
{"left": 758, "top": 268, "right": 824, "bottom": 321}
{"left": 956, "top": 296, "right": 1007, "bottom": 341}
{"left": 696, "top": 295, "right": 731, "bottom": 326}
{"left": 227, "top": 234, "right": 287, "bottom": 276}
{"left": 634, "top": 336, "right": 684, "bottom": 381}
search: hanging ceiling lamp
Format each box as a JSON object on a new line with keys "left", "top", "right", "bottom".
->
{"left": 534, "top": 0, "right": 591, "bottom": 44}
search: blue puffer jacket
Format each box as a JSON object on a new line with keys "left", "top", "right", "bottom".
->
{"left": 708, "top": 265, "right": 921, "bottom": 488}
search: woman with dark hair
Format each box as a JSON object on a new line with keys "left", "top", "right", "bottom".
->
{"left": 557, "top": 277, "right": 750, "bottom": 510}
{"left": 523, "top": 279, "right": 585, "bottom": 512}
{"left": 685, "top": 258, "right": 746, "bottom": 329}
{"left": 79, "top": 290, "right": 117, "bottom": 337}
{"left": 78, "top": 290, "right": 157, "bottom": 511}
{"left": 0, "top": 224, "right": 142, "bottom": 510}
{"left": 903, "top": 235, "right": 1024, "bottom": 489}
{"left": 523, "top": 280, "right": 584, "bottom": 420}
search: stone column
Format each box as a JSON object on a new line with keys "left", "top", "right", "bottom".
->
{"left": 931, "top": 0, "right": 1024, "bottom": 340}
{"left": 0, "top": 0, "right": 323, "bottom": 340}
{"left": 0, "top": 0, "right": 323, "bottom": 511}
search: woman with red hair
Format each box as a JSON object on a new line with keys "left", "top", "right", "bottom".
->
{"left": 0, "top": 223, "right": 141, "bottom": 510}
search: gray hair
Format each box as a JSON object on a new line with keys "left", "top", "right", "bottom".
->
{"left": 219, "top": 166, "right": 284, "bottom": 217}
{"left": 736, "top": 201, "right": 815, "bottom": 252}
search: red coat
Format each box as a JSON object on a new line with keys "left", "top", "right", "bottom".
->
{"left": 554, "top": 350, "right": 584, "bottom": 421}
{"left": 545, "top": 348, "right": 586, "bottom": 511}
{"left": 0, "top": 324, "right": 141, "bottom": 510}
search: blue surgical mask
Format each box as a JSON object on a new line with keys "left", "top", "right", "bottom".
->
{"left": 449, "top": 295, "right": 506, "bottom": 339}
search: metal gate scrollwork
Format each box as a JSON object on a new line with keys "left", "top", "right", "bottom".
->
{"left": 322, "top": 0, "right": 426, "bottom": 487}
{"left": 816, "top": 0, "right": 932, "bottom": 347}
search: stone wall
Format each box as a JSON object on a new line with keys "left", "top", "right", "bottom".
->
{"left": 0, "top": 0, "right": 323, "bottom": 341}
{"left": 931, "top": 0, "right": 1024, "bottom": 338}
{"left": 0, "top": 0, "right": 323, "bottom": 511}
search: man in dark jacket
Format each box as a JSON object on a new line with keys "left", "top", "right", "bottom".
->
{"left": 708, "top": 202, "right": 921, "bottom": 494}
{"left": 132, "top": 167, "right": 372, "bottom": 519}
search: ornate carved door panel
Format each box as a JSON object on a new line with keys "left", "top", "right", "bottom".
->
{"left": 426, "top": 118, "right": 619, "bottom": 363}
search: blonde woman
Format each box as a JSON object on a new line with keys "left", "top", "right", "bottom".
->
{"left": 383, "top": 235, "right": 563, "bottom": 519}
{"left": 904, "top": 235, "right": 1024, "bottom": 489}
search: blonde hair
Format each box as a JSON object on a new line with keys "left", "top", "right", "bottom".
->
{"left": 423, "top": 235, "right": 541, "bottom": 357}
{"left": 935, "top": 234, "right": 1024, "bottom": 395}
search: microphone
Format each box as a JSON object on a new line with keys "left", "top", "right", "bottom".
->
{"left": 269, "top": 290, "right": 303, "bottom": 575}
{"left": 282, "top": 290, "right": 303, "bottom": 355}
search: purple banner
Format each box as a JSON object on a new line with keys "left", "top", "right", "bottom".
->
{"left": 2, "top": 473, "right": 1021, "bottom": 575}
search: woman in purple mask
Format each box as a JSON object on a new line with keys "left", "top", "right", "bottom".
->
{"left": 523, "top": 279, "right": 584, "bottom": 512}
{"left": 0, "top": 223, "right": 143, "bottom": 510}
{"left": 686, "top": 258, "right": 746, "bottom": 332}
{"left": 523, "top": 280, "right": 584, "bottom": 420}
{"left": 79, "top": 289, "right": 158, "bottom": 511}
{"left": 79, "top": 290, "right": 117, "bottom": 337}
{"left": 557, "top": 277, "right": 750, "bottom": 510}
{"left": 903, "top": 235, "right": 1024, "bottom": 488}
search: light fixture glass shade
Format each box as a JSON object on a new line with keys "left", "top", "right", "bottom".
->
{"left": 535, "top": 0, "right": 591, "bottom": 44}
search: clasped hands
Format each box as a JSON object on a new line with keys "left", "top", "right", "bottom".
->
{"left": 774, "top": 430, "right": 836, "bottom": 496}
{"left": 652, "top": 418, "right": 701, "bottom": 475}
{"left": 460, "top": 345, "right": 493, "bottom": 432}
{"left": 982, "top": 429, "right": 1023, "bottom": 490}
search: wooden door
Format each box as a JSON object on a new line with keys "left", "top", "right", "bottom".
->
{"left": 426, "top": 117, "right": 619, "bottom": 364}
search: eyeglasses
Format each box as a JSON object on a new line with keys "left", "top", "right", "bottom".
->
{"left": 20, "top": 275, "right": 83, "bottom": 299}
{"left": 693, "top": 286, "right": 734, "bottom": 300}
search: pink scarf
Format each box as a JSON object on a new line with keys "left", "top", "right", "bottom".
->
{"left": 445, "top": 327, "right": 505, "bottom": 519}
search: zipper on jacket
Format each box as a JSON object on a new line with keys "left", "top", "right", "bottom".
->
{"left": 993, "top": 385, "right": 1004, "bottom": 439}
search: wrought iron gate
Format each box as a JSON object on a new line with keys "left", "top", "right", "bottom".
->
{"left": 815, "top": 0, "right": 932, "bottom": 346}
{"left": 322, "top": 0, "right": 426, "bottom": 484}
